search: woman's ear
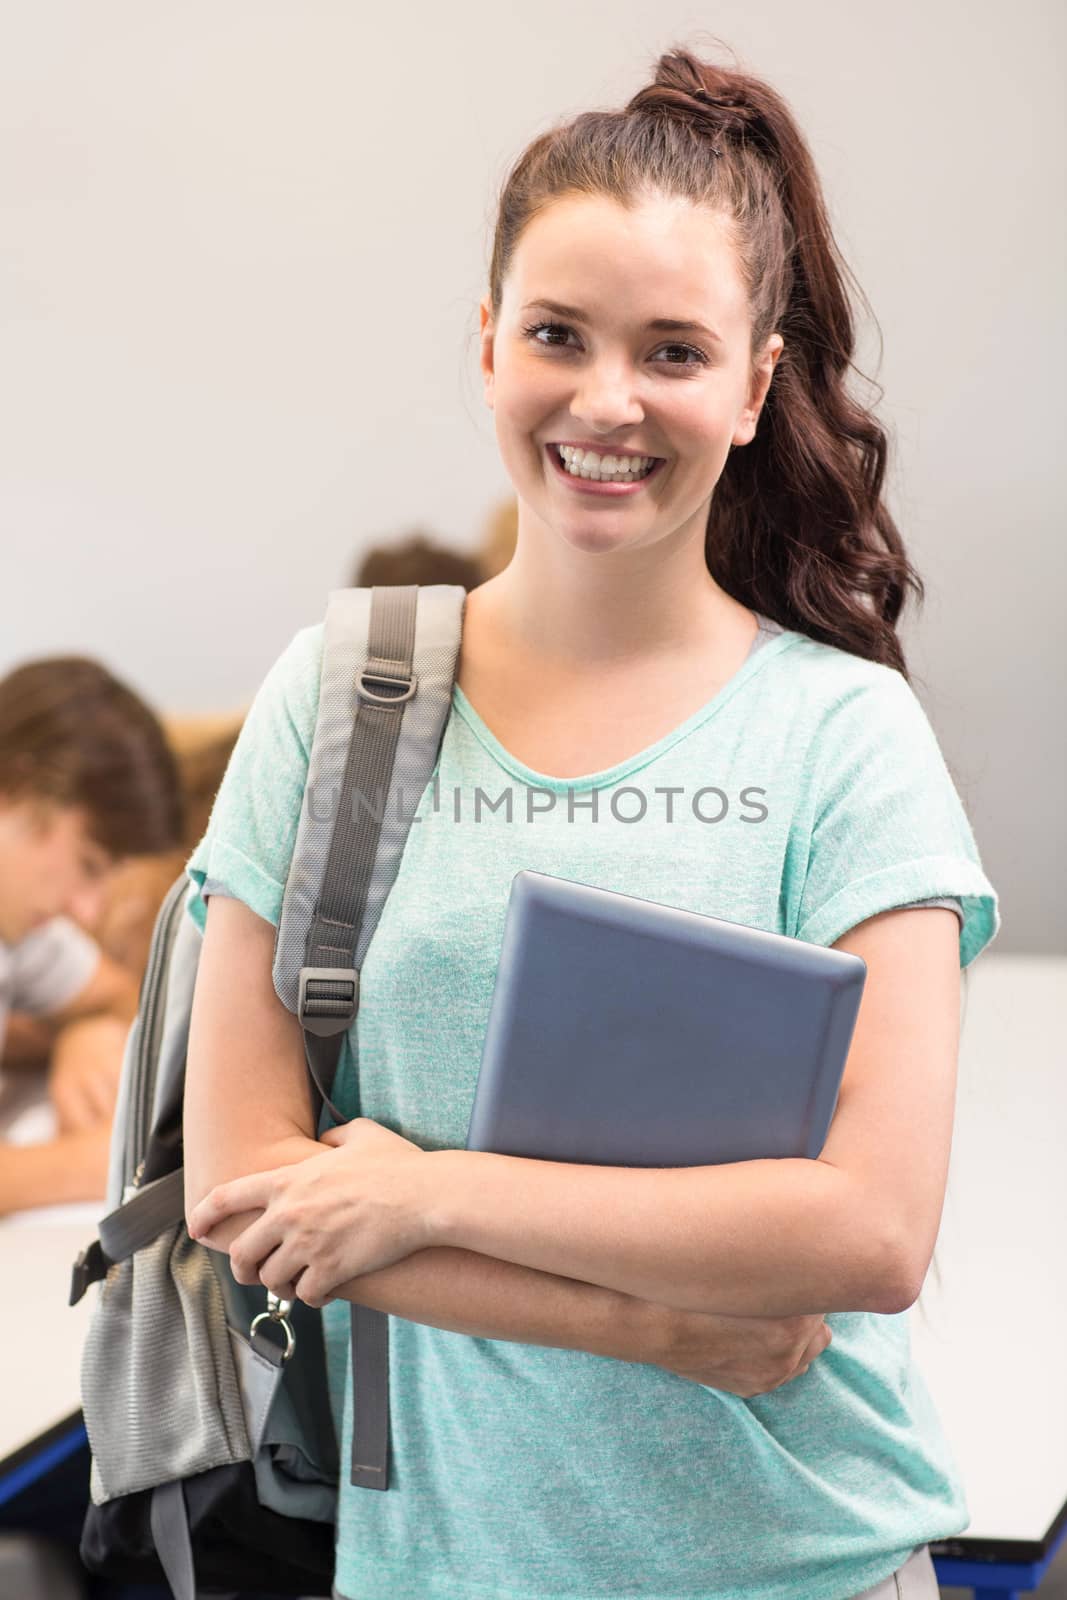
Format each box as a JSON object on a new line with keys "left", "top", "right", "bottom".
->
{"left": 733, "top": 334, "right": 784, "bottom": 448}
{"left": 479, "top": 296, "right": 495, "bottom": 410}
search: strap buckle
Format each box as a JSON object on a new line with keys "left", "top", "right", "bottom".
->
{"left": 357, "top": 664, "right": 418, "bottom": 707}
{"left": 298, "top": 966, "right": 360, "bottom": 1037}
{"left": 69, "top": 1239, "right": 108, "bottom": 1306}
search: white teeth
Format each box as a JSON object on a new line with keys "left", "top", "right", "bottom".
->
{"left": 555, "top": 444, "right": 657, "bottom": 482}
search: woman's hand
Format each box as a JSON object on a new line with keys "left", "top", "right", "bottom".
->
{"left": 654, "top": 1308, "right": 833, "bottom": 1397}
{"left": 187, "top": 1117, "right": 437, "bottom": 1307}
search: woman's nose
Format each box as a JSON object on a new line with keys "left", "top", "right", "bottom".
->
{"left": 570, "top": 362, "right": 644, "bottom": 432}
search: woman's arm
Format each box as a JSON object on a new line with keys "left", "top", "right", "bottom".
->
{"left": 335, "top": 1248, "right": 673, "bottom": 1362}
{"left": 427, "top": 907, "right": 962, "bottom": 1319}
{"left": 183, "top": 894, "right": 322, "bottom": 1214}
{"left": 183, "top": 895, "right": 674, "bottom": 1366}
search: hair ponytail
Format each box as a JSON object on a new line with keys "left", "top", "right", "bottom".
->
{"left": 488, "top": 43, "right": 924, "bottom": 678}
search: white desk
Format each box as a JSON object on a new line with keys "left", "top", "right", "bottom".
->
{"left": 0, "top": 1082, "right": 103, "bottom": 1481}
{"left": 910, "top": 954, "right": 1067, "bottom": 1564}
{"left": 0, "top": 1219, "right": 98, "bottom": 1476}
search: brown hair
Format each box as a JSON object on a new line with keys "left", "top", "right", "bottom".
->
{"left": 90, "top": 718, "right": 243, "bottom": 977}
{"left": 0, "top": 656, "right": 184, "bottom": 857}
{"left": 353, "top": 531, "right": 486, "bottom": 592}
{"left": 487, "top": 42, "right": 923, "bottom": 678}
{"left": 479, "top": 498, "right": 519, "bottom": 579}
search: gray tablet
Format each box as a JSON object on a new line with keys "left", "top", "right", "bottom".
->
{"left": 465, "top": 870, "right": 867, "bottom": 1168}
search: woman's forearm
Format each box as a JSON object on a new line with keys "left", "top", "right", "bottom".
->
{"left": 426, "top": 1149, "right": 901, "bottom": 1318}
{"left": 331, "top": 1247, "right": 673, "bottom": 1364}
{"left": 190, "top": 1134, "right": 675, "bottom": 1367}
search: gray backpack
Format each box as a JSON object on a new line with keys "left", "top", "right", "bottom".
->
{"left": 69, "top": 583, "right": 467, "bottom": 1598}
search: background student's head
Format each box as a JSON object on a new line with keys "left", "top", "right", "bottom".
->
{"left": 351, "top": 530, "right": 487, "bottom": 592}
{"left": 0, "top": 656, "right": 183, "bottom": 945}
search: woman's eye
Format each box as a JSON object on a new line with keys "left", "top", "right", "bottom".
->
{"left": 520, "top": 321, "right": 708, "bottom": 368}
{"left": 522, "top": 321, "right": 576, "bottom": 349}
{"left": 657, "top": 343, "right": 708, "bottom": 367}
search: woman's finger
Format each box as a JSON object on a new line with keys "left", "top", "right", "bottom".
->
{"left": 188, "top": 1171, "right": 274, "bottom": 1238}
{"left": 320, "top": 1119, "right": 368, "bottom": 1147}
{"left": 255, "top": 1238, "right": 312, "bottom": 1301}
{"left": 227, "top": 1212, "right": 288, "bottom": 1285}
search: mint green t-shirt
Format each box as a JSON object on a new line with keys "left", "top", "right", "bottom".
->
{"left": 185, "top": 615, "right": 999, "bottom": 1600}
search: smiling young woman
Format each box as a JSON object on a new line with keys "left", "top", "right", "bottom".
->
{"left": 451, "top": 185, "right": 782, "bottom": 776}
{"left": 183, "top": 41, "right": 998, "bottom": 1600}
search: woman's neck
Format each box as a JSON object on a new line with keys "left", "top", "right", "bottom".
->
{"left": 473, "top": 536, "right": 753, "bottom": 671}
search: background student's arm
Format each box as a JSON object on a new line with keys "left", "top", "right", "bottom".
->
{"left": 1, "top": 917, "right": 135, "bottom": 1071}
{"left": 3, "top": 922, "right": 139, "bottom": 1126}
{"left": 0, "top": 998, "right": 134, "bottom": 1130}
{"left": 46, "top": 1013, "right": 132, "bottom": 1132}
{"left": 0, "top": 1011, "right": 55, "bottom": 1070}
{"left": 0, "top": 1123, "right": 110, "bottom": 1216}
{"left": 46, "top": 950, "right": 140, "bottom": 1027}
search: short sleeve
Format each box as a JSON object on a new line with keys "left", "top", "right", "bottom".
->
{"left": 184, "top": 623, "right": 324, "bottom": 934}
{"left": 8, "top": 916, "right": 102, "bottom": 1016}
{"left": 794, "top": 670, "right": 1000, "bottom": 968}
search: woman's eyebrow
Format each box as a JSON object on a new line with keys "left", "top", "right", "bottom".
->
{"left": 521, "top": 298, "right": 724, "bottom": 345}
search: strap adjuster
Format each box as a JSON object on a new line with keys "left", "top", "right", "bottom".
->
{"left": 298, "top": 966, "right": 360, "bottom": 1037}
{"left": 357, "top": 664, "right": 418, "bottom": 707}
{"left": 69, "top": 1239, "right": 109, "bottom": 1306}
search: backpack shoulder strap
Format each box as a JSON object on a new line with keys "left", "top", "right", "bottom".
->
{"left": 273, "top": 583, "right": 465, "bottom": 1495}
{"left": 273, "top": 583, "right": 465, "bottom": 1122}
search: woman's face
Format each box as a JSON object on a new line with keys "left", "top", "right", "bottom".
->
{"left": 480, "top": 190, "right": 782, "bottom": 563}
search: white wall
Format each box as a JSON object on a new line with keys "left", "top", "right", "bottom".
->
{"left": 1, "top": 1, "right": 1062, "bottom": 949}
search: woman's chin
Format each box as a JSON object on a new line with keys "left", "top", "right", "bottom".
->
{"left": 558, "top": 526, "right": 639, "bottom": 557}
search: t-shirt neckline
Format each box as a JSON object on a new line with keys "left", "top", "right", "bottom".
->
{"left": 450, "top": 626, "right": 800, "bottom": 793}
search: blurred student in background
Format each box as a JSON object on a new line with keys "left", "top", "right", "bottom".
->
{"left": 0, "top": 657, "right": 183, "bottom": 1214}
{"left": 477, "top": 496, "right": 518, "bottom": 581}
{"left": 351, "top": 528, "right": 488, "bottom": 591}
{"left": 0, "top": 502, "right": 517, "bottom": 1216}
{"left": 350, "top": 503, "right": 518, "bottom": 590}
{"left": 88, "top": 718, "right": 244, "bottom": 980}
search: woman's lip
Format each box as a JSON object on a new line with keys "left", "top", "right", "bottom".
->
{"left": 544, "top": 442, "right": 665, "bottom": 495}
{"left": 549, "top": 440, "right": 663, "bottom": 458}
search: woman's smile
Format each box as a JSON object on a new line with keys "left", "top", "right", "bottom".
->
{"left": 544, "top": 441, "right": 667, "bottom": 497}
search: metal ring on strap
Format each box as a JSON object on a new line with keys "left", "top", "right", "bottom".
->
{"left": 250, "top": 1294, "right": 297, "bottom": 1363}
{"left": 357, "top": 667, "right": 418, "bottom": 706}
